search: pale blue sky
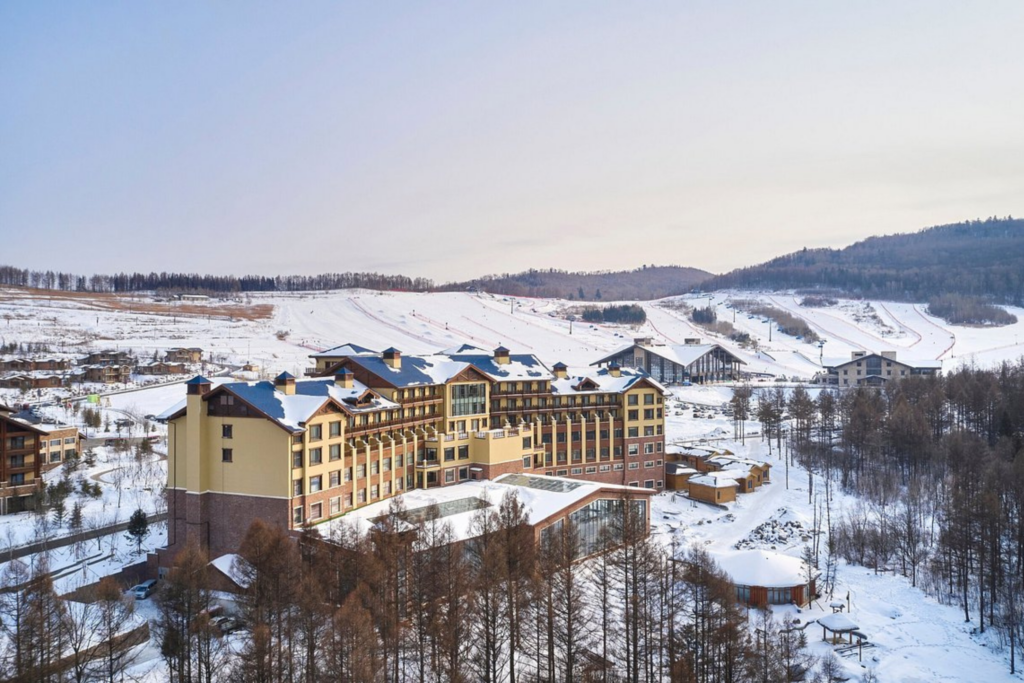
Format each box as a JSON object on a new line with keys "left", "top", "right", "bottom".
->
{"left": 2, "top": 2, "right": 1023, "bottom": 281}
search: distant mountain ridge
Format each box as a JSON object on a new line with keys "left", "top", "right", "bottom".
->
{"left": 706, "top": 217, "right": 1024, "bottom": 305}
{"left": 440, "top": 265, "right": 712, "bottom": 301}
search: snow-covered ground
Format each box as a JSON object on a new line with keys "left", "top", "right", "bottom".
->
{"left": 3, "top": 286, "right": 1024, "bottom": 680}
{"left": 656, "top": 397, "right": 1019, "bottom": 681}
{"left": 5, "top": 287, "right": 1023, "bottom": 407}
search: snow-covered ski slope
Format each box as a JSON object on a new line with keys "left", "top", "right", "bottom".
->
{"left": 2, "top": 287, "right": 1023, "bottom": 379}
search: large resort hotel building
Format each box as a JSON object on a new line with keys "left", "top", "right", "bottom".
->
{"left": 593, "top": 337, "right": 745, "bottom": 384}
{"left": 159, "top": 344, "right": 667, "bottom": 562}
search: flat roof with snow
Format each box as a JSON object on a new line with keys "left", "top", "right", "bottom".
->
{"left": 713, "top": 549, "right": 816, "bottom": 588}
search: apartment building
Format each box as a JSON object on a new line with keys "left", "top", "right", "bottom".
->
{"left": 159, "top": 344, "right": 667, "bottom": 562}
{"left": 822, "top": 351, "right": 942, "bottom": 387}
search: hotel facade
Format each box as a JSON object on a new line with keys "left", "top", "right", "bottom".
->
{"left": 159, "top": 344, "right": 667, "bottom": 562}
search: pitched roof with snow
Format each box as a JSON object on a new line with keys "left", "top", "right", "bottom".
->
{"left": 310, "top": 342, "right": 378, "bottom": 359}
{"left": 340, "top": 354, "right": 473, "bottom": 388}
{"left": 161, "top": 376, "right": 398, "bottom": 431}
{"left": 443, "top": 351, "right": 552, "bottom": 381}
{"left": 551, "top": 366, "right": 665, "bottom": 395}
{"left": 593, "top": 342, "right": 745, "bottom": 368}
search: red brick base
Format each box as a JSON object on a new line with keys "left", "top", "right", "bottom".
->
{"left": 158, "top": 489, "right": 291, "bottom": 568}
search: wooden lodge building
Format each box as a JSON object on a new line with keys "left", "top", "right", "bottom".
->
{"left": 592, "top": 338, "right": 745, "bottom": 385}
{"left": 0, "top": 405, "right": 82, "bottom": 513}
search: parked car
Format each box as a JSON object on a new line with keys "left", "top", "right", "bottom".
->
{"left": 212, "top": 616, "right": 241, "bottom": 634}
{"left": 131, "top": 579, "right": 158, "bottom": 599}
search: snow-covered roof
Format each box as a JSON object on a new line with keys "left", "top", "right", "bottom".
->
{"left": 160, "top": 376, "right": 398, "bottom": 430}
{"left": 593, "top": 342, "right": 746, "bottom": 368}
{"left": 708, "top": 455, "right": 769, "bottom": 470}
{"left": 310, "top": 342, "right": 378, "bottom": 358}
{"left": 552, "top": 366, "right": 664, "bottom": 395}
{"left": 713, "top": 549, "right": 815, "bottom": 588}
{"left": 157, "top": 398, "right": 186, "bottom": 421}
{"left": 689, "top": 472, "right": 741, "bottom": 488}
{"left": 666, "top": 463, "right": 698, "bottom": 475}
{"left": 818, "top": 613, "right": 859, "bottom": 632}
{"left": 341, "top": 353, "right": 473, "bottom": 387}
{"left": 324, "top": 473, "right": 650, "bottom": 543}
{"left": 209, "top": 553, "right": 249, "bottom": 588}
{"left": 223, "top": 377, "right": 398, "bottom": 430}
{"left": 443, "top": 351, "right": 551, "bottom": 381}
{"left": 822, "top": 354, "right": 942, "bottom": 370}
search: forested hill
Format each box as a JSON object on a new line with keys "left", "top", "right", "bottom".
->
{"left": 705, "top": 218, "right": 1024, "bottom": 304}
{"left": 440, "top": 265, "right": 712, "bottom": 301}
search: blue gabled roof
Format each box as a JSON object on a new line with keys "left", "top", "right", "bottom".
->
{"left": 343, "top": 354, "right": 468, "bottom": 387}
{"left": 275, "top": 371, "right": 296, "bottom": 380}
{"left": 445, "top": 352, "right": 551, "bottom": 380}
{"left": 186, "top": 375, "right": 212, "bottom": 385}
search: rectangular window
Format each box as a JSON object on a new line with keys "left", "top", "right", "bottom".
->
{"left": 310, "top": 448, "right": 322, "bottom": 465}
{"left": 522, "top": 456, "right": 531, "bottom": 469}
{"left": 613, "top": 463, "right": 624, "bottom": 471}
{"left": 628, "top": 427, "right": 639, "bottom": 438}
{"left": 330, "top": 497, "right": 341, "bottom": 515}
{"left": 522, "top": 436, "right": 532, "bottom": 449}
{"left": 371, "top": 485, "right": 379, "bottom": 499}
{"left": 356, "top": 464, "right": 366, "bottom": 479}
{"left": 657, "top": 480, "right": 664, "bottom": 488}
{"left": 293, "top": 507, "right": 303, "bottom": 524}
{"left": 656, "top": 442, "right": 663, "bottom": 452}
{"left": 644, "top": 480, "right": 655, "bottom": 489}
{"left": 293, "top": 480, "right": 303, "bottom": 496}
{"left": 628, "top": 410, "right": 639, "bottom": 421}
{"left": 628, "top": 394, "right": 638, "bottom": 405}
{"left": 222, "top": 424, "right": 233, "bottom": 439}
{"left": 310, "top": 475, "right": 322, "bottom": 493}
{"left": 644, "top": 394, "right": 654, "bottom": 405}
{"left": 571, "top": 467, "right": 582, "bottom": 475}
{"left": 444, "top": 447, "right": 455, "bottom": 461}
{"left": 599, "top": 464, "right": 611, "bottom": 472}
{"left": 222, "top": 448, "right": 233, "bottom": 463}
{"left": 585, "top": 466, "right": 596, "bottom": 474}
{"left": 310, "top": 502, "right": 323, "bottom": 520}
{"left": 645, "top": 460, "right": 655, "bottom": 468}
{"left": 450, "top": 383, "right": 487, "bottom": 416}
{"left": 358, "top": 489, "right": 366, "bottom": 504}
{"left": 309, "top": 424, "right": 322, "bottom": 441}
{"left": 628, "top": 444, "right": 639, "bottom": 456}
{"left": 344, "top": 467, "right": 352, "bottom": 482}
{"left": 383, "top": 481, "right": 391, "bottom": 495}
{"left": 644, "top": 409, "right": 654, "bottom": 420}
{"left": 458, "top": 445, "right": 469, "bottom": 459}
{"left": 644, "top": 443, "right": 654, "bottom": 454}
{"left": 629, "top": 463, "right": 639, "bottom": 470}
{"left": 445, "top": 469, "right": 456, "bottom": 483}
{"left": 330, "top": 421, "right": 342, "bottom": 437}
{"left": 292, "top": 451, "right": 303, "bottom": 468}
{"left": 370, "top": 461, "right": 379, "bottom": 475}
{"left": 329, "top": 444, "right": 341, "bottom": 461}
{"left": 459, "top": 467, "right": 470, "bottom": 480}
{"left": 330, "top": 470, "right": 341, "bottom": 488}
{"left": 383, "top": 457, "right": 391, "bottom": 471}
